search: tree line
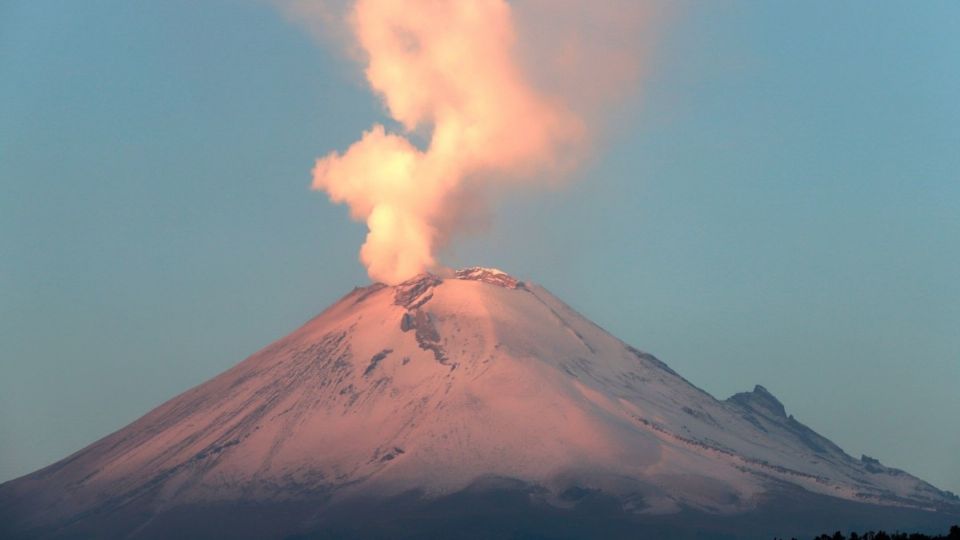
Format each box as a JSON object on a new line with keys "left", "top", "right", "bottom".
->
{"left": 774, "top": 525, "right": 960, "bottom": 540}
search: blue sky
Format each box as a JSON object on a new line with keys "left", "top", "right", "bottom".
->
{"left": 1, "top": 1, "right": 958, "bottom": 494}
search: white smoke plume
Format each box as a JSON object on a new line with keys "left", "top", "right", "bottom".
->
{"left": 282, "top": 0, "right": 659, "bottom": 284}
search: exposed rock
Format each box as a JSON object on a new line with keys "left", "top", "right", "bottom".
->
{"left": 399, "top": 309, "right": 449, "bottom": 366}
{"left": 363, "top": 349, "right": 393, "bottom": 377}
{"left": 455, "top": 267, "right": 525, "bottom": 289}
{"left": 393, "top": 273, "right": 442, "bottom": 309}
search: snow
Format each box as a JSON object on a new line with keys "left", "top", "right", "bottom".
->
{"left": 3, "top": 269, "right": 956, "bottom": 528}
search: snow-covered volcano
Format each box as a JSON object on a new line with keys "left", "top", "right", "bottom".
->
{"left": 2, "top": 268, "right": 957, "bottom": 539}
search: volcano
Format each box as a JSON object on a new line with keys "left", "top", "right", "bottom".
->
{"left": 2, "top": 268, "right": 957, "bottom": 539}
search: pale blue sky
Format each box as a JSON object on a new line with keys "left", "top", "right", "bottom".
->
{"left": 1, "top": 1, "right": 958, "bottom": 494}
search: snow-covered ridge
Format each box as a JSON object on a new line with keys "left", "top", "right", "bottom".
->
{"left": 392, "top": 268, "right": 523, "bottom": 309}
{"left": 454, "top": 267, "right": 525, "bottom": 289}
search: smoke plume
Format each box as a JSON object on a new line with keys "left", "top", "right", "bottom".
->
{"left": 286, "top": 0, "right": 657, "bottom": 284}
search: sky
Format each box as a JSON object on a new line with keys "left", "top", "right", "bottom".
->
{"left": 1, "top": 0, "right": 958, "bottom": 495}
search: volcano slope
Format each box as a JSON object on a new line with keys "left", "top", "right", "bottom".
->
{"left": 2, "top": 268, "right": 957, "bottom": 539}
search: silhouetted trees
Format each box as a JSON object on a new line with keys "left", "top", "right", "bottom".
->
{"left": 773, "top": 524, "right": 960, "bottom": 540}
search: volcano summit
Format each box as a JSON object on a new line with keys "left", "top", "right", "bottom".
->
{"left": 2, "top": 268, "right": 957, "bottom": 539}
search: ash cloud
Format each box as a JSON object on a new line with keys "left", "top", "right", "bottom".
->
{"left": 281, "top": 0, "right": 660, "bottom": 284}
